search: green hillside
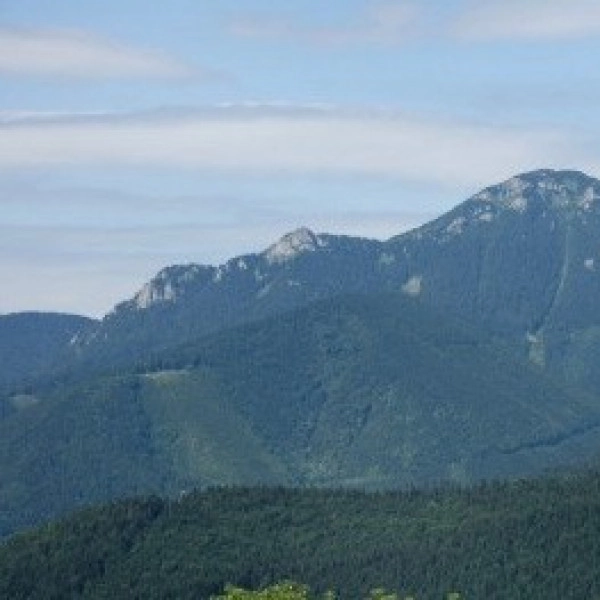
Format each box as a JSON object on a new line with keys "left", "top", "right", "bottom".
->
{"left": 0, "top": 371, "right": 289, "bottom": 537}
{"left": 3, "top": 472, "right": 600, "bottom": 599}
{"left": 160, "top": 293, "right": 600, "bottom": 487}
{"left": 2, "top": 292, "right": 599, "bottom": 537}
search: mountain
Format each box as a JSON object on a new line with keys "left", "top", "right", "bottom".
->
{"left": 1, "top": 293, "right": 599, "bottom": 537}
{"left": 4, "top": 168, "right": 600, "bottom": 536}
{"left": 4, "top": 473, "right": 600, "bottom": 599}
{"left": 0, "top": 312, "right": 95, "bottom": 391}
{"left": 65, "top": 169, "right": 600, "bottom": 395}
{"left": 68, "top": 229, "right": 384, "bottom": 372}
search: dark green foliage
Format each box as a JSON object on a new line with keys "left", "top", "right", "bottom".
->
{"left": 0, "top": 496, "right": 164, "bottom": 599}
{"left": 0, "top": 376, "right": 168, "bottom": 537}
{"left": 214, "top": 581, "right": 314, "bottom": 599}
{"left": 212, "top": 580, "right": 446, "bottom": 599}
{"left": 3, "top": 475, "right": 600, "bottom": 599}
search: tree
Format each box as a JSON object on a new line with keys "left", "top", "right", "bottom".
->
{"left": 213, "top": 582, "right": 462, "bottom": 600}
{"left": 213, "top": 581, "right": 313, "bottom": 600}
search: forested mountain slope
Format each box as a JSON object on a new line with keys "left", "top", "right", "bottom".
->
{"left": 1, "top": 293, "right": 598, "bottom": 537}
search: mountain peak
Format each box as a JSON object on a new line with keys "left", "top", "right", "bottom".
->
{"left": 264, "top": 227, "right": 325, "bottom": 264}
{"left": 133, "top": 264, "right": 208, "bottom": 309}
{"left": 473, "top": 169, "right": 600, "bottom": 213}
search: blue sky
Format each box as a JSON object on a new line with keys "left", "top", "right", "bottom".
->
{"left": 2, "top": 0, "right": 600, "bottom": 316}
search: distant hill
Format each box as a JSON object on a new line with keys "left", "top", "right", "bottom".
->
{"left": 1, "top": 293, "right": 599, "bottom": 537}
{"left": 0, "top": 312, "right": 95, "bottom": 391}
{"left": 3, "top": 472, "right": 600, "bottom": 599}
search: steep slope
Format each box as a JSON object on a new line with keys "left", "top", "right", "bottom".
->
{"left": 0, "top": 312, "right": 95, "bottom": 391}
{"left": 2, "top": 292, "right": 599, "bottom": 537}
{"left": 385, "top": 169, "right": 600, "bottom": 375}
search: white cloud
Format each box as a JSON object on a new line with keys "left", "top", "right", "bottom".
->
{"left": 455, "top": 0, "right": 600, "bottom": 41}
{"left": 0, "top": 106, "right": 587, "bottom": 189}
{"left": 233, "top": 1, "right": 600, "bottom": 45}
{"left": 230, "top": 1, "right": 420, "bottom": 46}
{"left": 0, "top": 28, "right": 204, "bottom": 79}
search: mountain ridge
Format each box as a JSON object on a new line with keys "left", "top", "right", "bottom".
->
{"left": 53, "top": 169, "right": 598, "bottom": 386}
{"left": 119, "top": 168, "right": 600, "bottom": 318}
{"left": 5, "top": 168, "right": 600, "bottom": 394}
